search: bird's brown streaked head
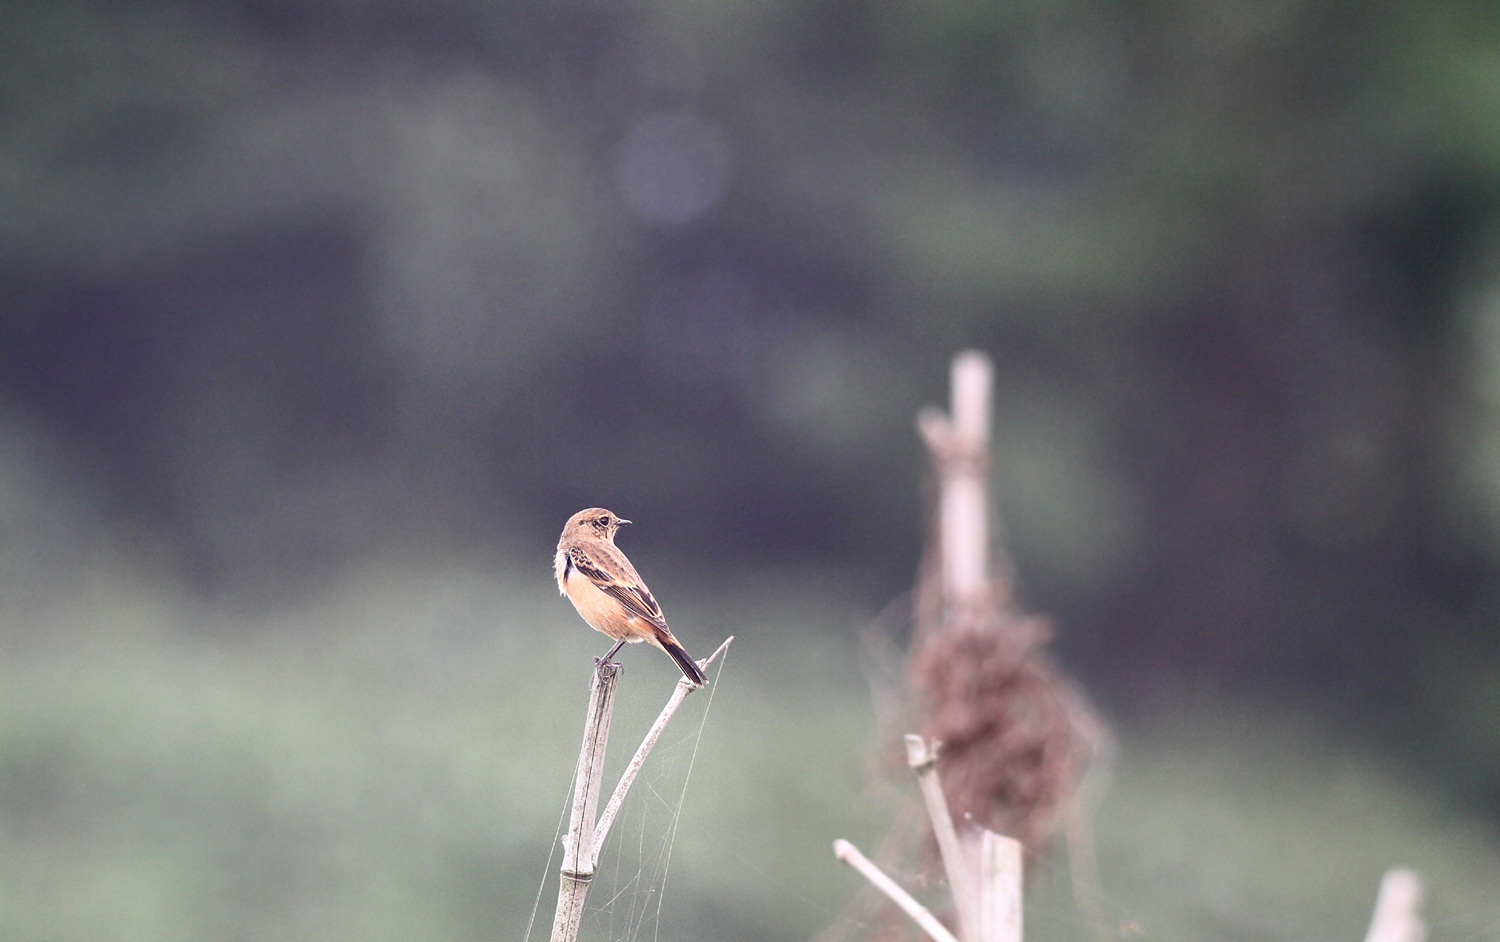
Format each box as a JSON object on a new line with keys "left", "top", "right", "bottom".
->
{"left": 561, "top": 507, "right": 632, "bottom": 542}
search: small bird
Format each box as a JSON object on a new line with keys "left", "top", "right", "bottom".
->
{"left": 555, "top": 508, "right": 707, "bottom": 686}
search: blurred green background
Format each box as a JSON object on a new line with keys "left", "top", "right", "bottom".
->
{"left": 4, "top": 0, "right": 1500, "bottom": 939}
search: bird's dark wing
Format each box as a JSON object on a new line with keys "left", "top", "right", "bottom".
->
{"left": 567, "top": 544, "right": 667, "bottom": 626}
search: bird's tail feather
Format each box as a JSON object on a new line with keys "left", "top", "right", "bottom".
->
{"left": 656, "top": 634, "right": 708, "bottom": 686}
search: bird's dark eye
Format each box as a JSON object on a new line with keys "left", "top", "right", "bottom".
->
{"left": 597, "top": 517, "right": 610, "bottom": 527}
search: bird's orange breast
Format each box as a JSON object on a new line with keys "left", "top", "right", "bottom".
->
{"left": 561, "top": 566, "right": 652, "bottom": 642}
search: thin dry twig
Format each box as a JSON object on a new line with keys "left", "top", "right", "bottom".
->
{"left": 591, "top": 635, "right": 735, "bottom": 859}
{"left": 833, "top": 840, "right": 960, "bottom": 942}
{"left": 906, "top": 734, "right": 978, "bottom": 942}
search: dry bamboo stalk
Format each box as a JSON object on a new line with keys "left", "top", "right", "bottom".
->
{"left": 1362, "top": 868, "right": 1425, "bottom": 942}
{"left": 917, "top": 350, "right": 993, "bottom": 604}
{"left": 833, "top": 840, "right": 961, "bottom": 942}
{"left": 976, "top": 829, "right": 1022, "bottom": 942}
{"left": 905, "top": 734, "right": 979, "bottom": 942}
{"left": 550, "top": 661, "right": 620, "bottom": 942}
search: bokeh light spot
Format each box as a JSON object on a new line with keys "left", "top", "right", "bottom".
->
{"left": 614, "top": 110, "right": 729, "bottom": 226}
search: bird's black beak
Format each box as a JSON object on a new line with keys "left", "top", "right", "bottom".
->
{"left": 615, "top": 518, "right": 632, "bottom": 527}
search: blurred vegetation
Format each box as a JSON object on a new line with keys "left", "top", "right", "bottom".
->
{"left": 5, "top": 0, "right": 1500, "bottom": 938}
{"left": 4, "top": 545, "right": 1499, "bottom": 941}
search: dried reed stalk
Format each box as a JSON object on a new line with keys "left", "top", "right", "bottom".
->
{"left": 549, "top": 636, "right": 732, "bottom": 942}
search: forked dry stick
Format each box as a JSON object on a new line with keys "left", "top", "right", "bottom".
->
{"left": 549, "top": 635, "right": 733, "bottom": 942}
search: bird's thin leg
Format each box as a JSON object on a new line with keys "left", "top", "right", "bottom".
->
{"left": 596, "top": 637, "right": 627, "bottom": 668}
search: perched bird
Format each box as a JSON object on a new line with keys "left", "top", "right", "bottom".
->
{"left": 555, "top": 508, "right": 707, "bottom": 686}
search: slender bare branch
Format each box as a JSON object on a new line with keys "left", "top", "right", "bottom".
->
{"left": 905, "top": 734, "right": 979, "bottom": 942}
{"left": 833, "top": 840, "right": 960, "bottom": 942}
{"left": 590, "top": 635, "right": 735, "bottom": 861}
